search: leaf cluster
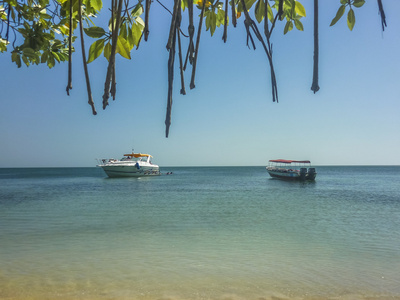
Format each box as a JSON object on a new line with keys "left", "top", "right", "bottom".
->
{"left": 1, "top": 0, "right": 367, "bottom": 69}
{"left": 1, "top": 0, "right": 71, "bottom": 67}
{"left": 86, "top": 3, "right": 144, "bottom": 63}
{"left": 330, "top": 0, "right": 365, "bottom": 31}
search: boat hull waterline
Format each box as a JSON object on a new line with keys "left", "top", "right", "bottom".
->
{"left": 101, "top": 166, "right": 160, "bottom": 177}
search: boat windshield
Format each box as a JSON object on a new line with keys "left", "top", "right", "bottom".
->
{"left": 121, "top": 156, "right": 149, "bottom": 162}
{"left": 121, "top": 156, "right": 139, "bottom": 161}
{"left": 270, "top": 162, "right": 310, "bottom": 168}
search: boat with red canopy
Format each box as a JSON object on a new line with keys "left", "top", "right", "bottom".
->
{"left": 266, "top": 159, "right": 317, "bottom": 181}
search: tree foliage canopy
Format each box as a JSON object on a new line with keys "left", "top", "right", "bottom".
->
{"left": 0, "top": 0, "right": 386, "bottom": 136}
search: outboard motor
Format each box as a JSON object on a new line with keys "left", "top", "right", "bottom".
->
{"left": 308, "top": 168, "right": 316, "bottom": 179}
{"left": 300, "top": 168, "right": 307, "bottom": 180}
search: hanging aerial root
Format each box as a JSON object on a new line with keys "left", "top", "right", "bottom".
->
{"left": 311, "top": 0, "right": 320, "bottom": 93}
{"left": 165, "top": 23, "right": 177, "bottom": 138}
{"left": 184, "top": 0, "right": 195, "bottom": 70}
{"left": 102, "top": 0, "right": 123, "bottom": 109}
{"left": 166, "top": 0, "right": 180, "bottom": 50}
{"left": 165, "top": 0, "right": 181, "bottom": 137}
{"left": 190, "top": 0, "right": 206, "bottom": 89}
{"left": 231, "top": 1, "right": 237, "bottom": 27}
{"left": 222, "top": 0, "right": 228, "bottom": 42}
{"left": 278, "top": 0, "right": 283, "bottom": 20}
{"left": 66, "top": 0, "right": 73, "bottom": 95}
{"left": 240, "top": 0, "right": 278, "bottom": 103}
{"left": 177, "top": 29, "right": 186, "bottom": 95}
{"left": 377, "top": 0, "right": 387, "bottom": 31}
{"left": 111, "top": 65, "right": 116, "bottom": 100}
{"left": 144, "top": 0, "right": 151, "bottom": 41}
{"left": 244, "top": 19, "right": 256, "bottom": 50}
{"left": 78, "top": 0, "right": 96, "bottom": 115}
{"left": 176, "top": 0, "right": 185, "bottom": 95}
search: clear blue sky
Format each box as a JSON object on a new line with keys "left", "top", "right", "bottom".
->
{"left": 1, "top": 1, "right": 399, "bottom": 167}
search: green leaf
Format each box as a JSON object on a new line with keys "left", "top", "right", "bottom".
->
{"left": 216, "top": 8, "right": 225, "bottom": 26}
{"left": 103, "top": 42, "right": 111, "bottom": 61}
{"left": 131, "top": 3, "right": 144, "bottom": 18}
{"left": 120, "top": 23, "right": 128, "bottom": 40}
{"left": 126, "top": 27, "right": 134, "bottom": 51}
{"left": 0, "top": 38, "right": 8, "bottom": 52}
{"left": 116, "top": 36, "right": 131, "bottom": 59}
{"left": 11, "top": 51, "right": 22, "bottom": 68}
{"left": 330, "top": 5, "right": 345, "bottom": 26}
{"left": 22, "top": 55, "right": 30, "bottom": 67}
{"left": 47, "top": 55, "right": 55, "bottom": 68}
{"left": 283, "top": 20, "right": 293, "bottom": 34}
{"left": 353, "top": 0, "right": 365, "bottom": 8}
{"left": 41, "top": 51, "right": 48, "bottom": 63}
{"left": 294, "top": 19, "right": 303, "bottom": 31}
{"left": 52, "top": 51, "right": 60, "bottom": 63}
{"left": 237, "top": 0, "right": 256, "bottom": 12}
{"left": 87, "top": 38, "right": 104, "bottom": 63}
{"left": 205, "top": 11, "right": 211, "bottom": 31}
{"left": 210, "top": 11, "right": 217, "bottom": 36}
{"left": 246, "top": 0, "right": 257, "bottom": 10}
{"left": 204, "top": 10, "right": 217, "bottom": 36}
{"left": 58, "top": 52, "right": 69, "bottom": 61}
{"left": 347, "top": 8, "right": 355, "bottom": 31}
{"left": 135, "top": 17, "right": 145, "bottom": 28}
{"left": 90, "top": 0, "right": 102, "bottom": 11}
{"left": 130, "top": 22, "right": 143, "bottom": 47}
{"left": 182, "top": 0, "right": 188, "bottom": 11}
{"left": 267, "top": 3, "right": 274, "bottom": 23}
{"left": 40, "top": 12, "right": 52, "bottom": 20}
{"left": 84, "top": 26, "right": 106, "bottom": 38}
{"left": 255, "top": 0, "right": 265, "bottom": 23}
{"left": 295, "top": 1, "right": 306, "bottom": 17}
{"left": 22, "top": 47, "right": 36, "bottom": 58}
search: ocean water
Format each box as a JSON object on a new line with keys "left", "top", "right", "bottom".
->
{"left": 1, "top": 166, "right": 399, "bottom": 300}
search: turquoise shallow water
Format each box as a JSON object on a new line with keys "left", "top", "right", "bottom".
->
{"left": 1, "top": 166, "right": 400, "bottom": 300}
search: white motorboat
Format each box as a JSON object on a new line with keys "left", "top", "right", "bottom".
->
{"left": 98, "top": 152, "right": 160, "bottom": 177}
{"left": 266, "top": 159, "right": 317, "bottom": 181}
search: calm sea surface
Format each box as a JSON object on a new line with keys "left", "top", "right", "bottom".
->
{"left": 1, "top": 166, "right": 399, "bottom": 300}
